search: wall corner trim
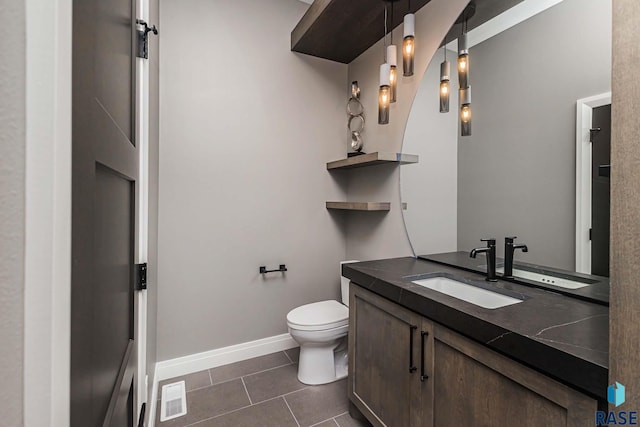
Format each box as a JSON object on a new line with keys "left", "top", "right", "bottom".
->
{"left": 148, "top": 364, "right": 159, "bottom": 427}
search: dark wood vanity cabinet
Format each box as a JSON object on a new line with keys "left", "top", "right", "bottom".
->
{"left": 433, "top": 326, "right": 597, "bottom": 427}
{"left": 349, "top": 285, "right": 598, "bottom": 427}
{"left": 349, "top": 285, "right": 434, "bottom": 427}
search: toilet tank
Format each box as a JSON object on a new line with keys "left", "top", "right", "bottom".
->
{"left": 340, "top": 260, "right": 359, "bottom": 307}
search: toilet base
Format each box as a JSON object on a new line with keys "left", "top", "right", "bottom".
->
{"left": 296, "top": 337, "right": 348, "bottom": 385}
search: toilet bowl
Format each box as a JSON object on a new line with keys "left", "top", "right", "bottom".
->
{"left": 286, "top": 261, "right": 357, "bottom": 385}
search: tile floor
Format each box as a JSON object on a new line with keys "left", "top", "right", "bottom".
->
{"left": 156, "top": 348, "right": 371, "bottom": 427}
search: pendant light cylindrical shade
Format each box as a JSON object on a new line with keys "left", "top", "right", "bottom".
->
{"left": 379, "top": 63, "right": 391, "bottom": 125}
{"left": 460, "top": 86, "right": 472, "bottom": 136}
{"left": 387, "top": 45, "right": 398, "bottom": 103}
{"left": 440, "top": 60, "right": 450, "bottom": 113}
{"left": 458, "top": 33, "right": 470, "bottom": 89}
{"left": 402, "top": 13, "right": 415, "bottom": 76}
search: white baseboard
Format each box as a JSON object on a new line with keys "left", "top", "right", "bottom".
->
{"left": 155, "top": 333, "right": 298, "bottom": 382}
{"left": 148, "top": 333, "right": 297, "bottom": 426}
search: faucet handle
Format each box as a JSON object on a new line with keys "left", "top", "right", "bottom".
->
{"left": 505, "top": 236, "right": 517, "bottom": 244}
{"left": 480, "top": 238, "right": 496, "bottom": 246}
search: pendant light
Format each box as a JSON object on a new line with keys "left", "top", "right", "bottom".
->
{"left": 379, "top": 63, "right": 391, "bottom": 124}
{"left": 460, "top": 86, "right": 471, "bottom": 136}
{"left": 379, "top": 3, "right": 391, "bottom": 124}
{"left": 439, "top": 42, "right": 450, "bottom": 113}
{"left": 387, "top": 2, "right": 397, "bottom": 103}
{"left": 458, "top": 13, "right": 471, "bottom": 136}
{"left": 402, "top": 0, "right": 415, "bottom": 77}
{"left": 388, "top": 45, "right": 398, "bottom": 103}
{"left": 458, "top": 30, "right": 469, "bottom": 89}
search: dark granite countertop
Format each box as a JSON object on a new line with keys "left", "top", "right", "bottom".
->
{"left": 342, "top": 257, "right": 609, "bottom": 400}
{"left": 420, "top": 251, "right": 610, "bottom": 305}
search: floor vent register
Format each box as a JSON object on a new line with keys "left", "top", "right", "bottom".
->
{"left": 160, "top": 380, "right": 187, "bottom": 422}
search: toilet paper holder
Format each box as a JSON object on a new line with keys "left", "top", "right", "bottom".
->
{"left": 259, "top": 264, "right": 288, "bottom": 274}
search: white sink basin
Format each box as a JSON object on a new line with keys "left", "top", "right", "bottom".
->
{"left": 412, "top": 277, "right": 523, "bottom": 309}
{"left": 496, "top": 268, "right": 590, "bottom": 289}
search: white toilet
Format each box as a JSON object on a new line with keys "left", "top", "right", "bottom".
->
{"left": 286, "top": 261, "right": 357, "bottom": 385}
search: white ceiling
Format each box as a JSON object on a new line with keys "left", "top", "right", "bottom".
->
{"left": 441, "top": 0, "right": 565, "bottom": 50}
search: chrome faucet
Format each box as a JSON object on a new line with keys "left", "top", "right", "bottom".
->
{"left": 470, "top": 238, "right": 497, "bottom": 282}
{"left": 504, "top": 236, "right": 528, "bottom": 279}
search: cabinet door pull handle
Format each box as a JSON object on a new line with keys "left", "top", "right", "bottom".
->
{"left": 420, "top": 331, "right": 429, "bottom": 382}
{"left": 409, "top": 325, "right": 417, "bottom": 373}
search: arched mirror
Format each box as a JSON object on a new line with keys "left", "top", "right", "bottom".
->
{"left": 401, "top": 0, "right": 611, "bottom": 297}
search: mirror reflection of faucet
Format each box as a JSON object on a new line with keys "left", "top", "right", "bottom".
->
{"left": 470, "top": 238, "right": 497, "bottom": 282}
{"left": 504, "top": 237, "right": 528, "bottom": 279}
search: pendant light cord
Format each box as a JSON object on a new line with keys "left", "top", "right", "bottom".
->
{"left": 444, "top": 37, "right": 447, "bottom": 61}
{"left": 383, "top": 3, "right": 388, "bottom": 62}
{"left": 390, "top": 2, "right": 394, "bottom": 44}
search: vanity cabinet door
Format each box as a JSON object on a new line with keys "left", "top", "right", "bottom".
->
{"left": 349, "top": 285, "right": 432, "bottom": 427}
{"left": 433, "top": 325, "right": 597, "bottom": 427}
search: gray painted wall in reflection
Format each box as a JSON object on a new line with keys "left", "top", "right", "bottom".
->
{"left": 457, "top": 0, "right": 611, "bottom": 270}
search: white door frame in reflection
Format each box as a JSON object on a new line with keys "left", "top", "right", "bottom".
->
{"left": 575, "top": 92, "right": 612, "bottom": 274}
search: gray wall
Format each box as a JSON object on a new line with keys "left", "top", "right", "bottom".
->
{"left": 457, "top": 0, "right": 612, "bottom": 269}
{"left": 158, "top": 0, "right": 348, "bottom": 360}
{"left": 0, "top": 0, "right": 25, "bottom": 425}
{"left": 345, "top": 0, "right": 469, "bottom": 261}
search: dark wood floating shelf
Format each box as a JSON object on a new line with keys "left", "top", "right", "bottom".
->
{"left": 326, "top": 202, "right": 391, "bottom": 211}
{"left": 291, "top": 0, "right": 432, "bottom": 64}
{"left": 327, "top": 152, "right": 419, "bottom": 170}
{"left": 292, "top": 0, "right": 526, "bottom": 64}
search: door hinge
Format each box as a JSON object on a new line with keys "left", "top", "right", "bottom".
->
{"left": 598, "top": 164, "right": 611, "bottom": 177}
{"left": 136, "top": 263, "right": 147, "bottom": 291}
{"left": 589, "top": 228, "right": 592, "bottom": 241}
{"left": 589, "top": 127, "right": 601, "bottom": 143}
{"left": 136, "top": 19, "right": 158, "bottom": 59}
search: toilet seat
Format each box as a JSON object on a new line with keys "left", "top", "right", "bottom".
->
{"left": 286, "top": 300, "right": 348, "bottom": 331}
